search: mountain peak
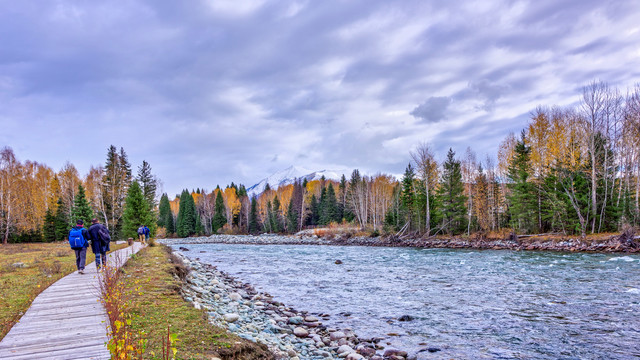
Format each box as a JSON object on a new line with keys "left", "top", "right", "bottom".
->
{"left": 247, "top": 166, "right": 348, "bottom": 196}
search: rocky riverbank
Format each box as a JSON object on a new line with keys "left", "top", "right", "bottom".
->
{"left": 161, "top": 232, "right": 639, "bottom": 253}
{"left": 175, "top": 252, "right": 412, "bottom": 360}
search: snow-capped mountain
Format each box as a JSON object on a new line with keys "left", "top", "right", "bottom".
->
{"left": 247, "top": 166, "right": 348, "bottom": 196}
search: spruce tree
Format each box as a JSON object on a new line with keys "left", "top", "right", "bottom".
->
{"left": 271, "top": 195, "right": 282, "bottom": 233}
{"left": 248, "top": 197, "right": 259, "bottom": 234}
{"left": 176, "top": 190, "right": 197, "bottom": 237}
{"left": 43, "top": 207, "right": 57, "bottom": 242}
{"left": 212, "top": 189, "right": 227, "bottom": 233}
{"left": 157, "top": 193, "right": 174, "bottom": 234}
{"left": 286, "top": 199, "right": 298, "bottom": 234}
{"left": 338, "top": 175, "right": 348, "bottom": 221}
{"left": 507, "top": 133, "right": 538, "bottom": 233}
{"left": 309, "top": 194, "right": 319, "bottom": 226}
{"left": 326, "top": 183, "right": 340, "bottom": 223}
{"left": 437, "top": 149, "right": 467, "bottom": 234}
{"left": 136, "top": 160, "right": 157, "bottom": 209}
{"left": 122, "top": 181, "right": 155, "bottom": 239}
{"left": 400, "top": 164, "right": 416, "bottom": 231}
{"left": 70, "top": 184, "right": 94, "bottom": 228}
{"left": 54, "top": 198, "right": 69, "bottom": 241}
{"left": 318, "top": 187, "right": 328, "bottom": 225}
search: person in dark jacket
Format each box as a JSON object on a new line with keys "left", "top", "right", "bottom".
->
{"left": 88, "top": 218, "right": 110, "bottom": 271}
{"left": 143, "top": 225, "right": 150, "bottom": 244}
{"left": 70, "top": 219, "right": 90, "bottom": 274}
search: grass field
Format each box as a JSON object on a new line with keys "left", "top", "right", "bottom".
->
{"left": 0, "top": 241, "right": 127, "bottom": 340}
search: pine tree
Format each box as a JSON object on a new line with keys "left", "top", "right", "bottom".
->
{"left": 318, "top": 187, "right": 328, "bottom": 225}
{"left": 122, "top": 181, "right": 155, "bottom": 239}
{"left": 157, "top": 193, "right": 174, "bottom": 234}
{"left": 309, "top": 194, "right": 319, "bottom": 226}
{"left": 54, "top": 198, "right": 69, "bottom": 241}
{"left": 437, "top": 149, "right": 467, "bottom": 234}
{"left": 248, "top": 197, "right": 259, "bottom": 234}
{"left": 507, "top": 132, "right": 538, "bottom": 233}
{"left": 286, "top": 198, "right": 298, "bottom": 234}
{"left": 474, "top": 165, "right": 490, "bottom": 232}
{"left": 102, "top": 145, "right": 132, "bottom": 239}
{"left": 70, "top": 184, "right": 94, "bottom": 228}
{"left": 338, "top": 174, "right": 348, "bottom": 221}
{"left": 136, "top": 160, "right": 157, "bottom": 209}
{"left": 43, "top": 207, "right": 57, "bottom": 242}
{"left": 212, "top": 189, "right": 227, "bottom": 233}
{"left": 176, "top": 189, "right": 197, "bottom": 237}
{"left": 400, "top": 164, "right": 417, "bottom": 231}
{"left": 271, "top": 195, "right": 282, "bottom": 233}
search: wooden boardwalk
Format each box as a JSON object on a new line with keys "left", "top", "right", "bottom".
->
{"left": 0, "top": 243, "right": 144, "bottom": 360}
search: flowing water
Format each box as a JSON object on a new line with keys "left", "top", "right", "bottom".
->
{"left": 174, "top": 243, "right": 640, "bottom": 359}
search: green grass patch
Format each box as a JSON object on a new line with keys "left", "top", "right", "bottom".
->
{"left": 121, "top": 245, "right": 273, "bottom": 359}
{"left": 0, "top": 241, "right": 128, "bottom": 340}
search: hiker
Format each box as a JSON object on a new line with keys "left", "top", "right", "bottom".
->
{"left": 137, "top": 225, "right": 145, "bottom": 244}
{"left": 143, "top": 224, "right": 150, "bottom": 244}
{"left": 69, "top": 219, "right": 90, "bottom": 274}
{"left": 88, "top": 218, "right": 111, "bottom": 271}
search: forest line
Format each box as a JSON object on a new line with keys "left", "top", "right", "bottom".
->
{"left": 1, "top": 80, "right": 639, "bottom": 243}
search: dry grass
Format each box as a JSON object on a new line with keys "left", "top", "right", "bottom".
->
{"left": 0, "top": 241, "right": 128, "bottom": 340}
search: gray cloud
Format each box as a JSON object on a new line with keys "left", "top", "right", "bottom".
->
{"left": 1, "top": 0, "right": 640, "bottom": 195}
{"left": 410, "top": 96, "right": 452, "bottom": 123}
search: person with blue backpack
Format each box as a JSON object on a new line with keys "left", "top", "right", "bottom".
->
{"left": 143, "top": 225, "right": 150, "bottom": 244}
{"left": 88, "top": 218, "right": 111, "bottom": 272}
{"left": 68, "top": 219, "right": 90, "bottom": 274}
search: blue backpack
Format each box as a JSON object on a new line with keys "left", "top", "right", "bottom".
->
{"left": 69, "top": 228, "right": 87, "bottom": 249}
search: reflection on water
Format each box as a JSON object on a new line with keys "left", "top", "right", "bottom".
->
{"left": 175, "top": 244, "right": 640, "bottom": 359}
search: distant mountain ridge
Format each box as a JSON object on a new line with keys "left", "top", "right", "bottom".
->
{"left": 247, "top": 166, "right": 348, "bottom": 196}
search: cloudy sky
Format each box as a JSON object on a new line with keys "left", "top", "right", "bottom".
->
{"left": 2, "top": 0, "right": 640, "bottom": 197}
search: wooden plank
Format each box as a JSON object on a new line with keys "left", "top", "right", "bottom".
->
{"left": 0, "top": 243, "right": 144, "bottom": 359}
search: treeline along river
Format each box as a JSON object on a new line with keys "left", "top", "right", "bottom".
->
{"left": 174, "top": 242, "right": 640, "bottom": 359}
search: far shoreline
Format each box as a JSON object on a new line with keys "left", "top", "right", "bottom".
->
{"left": 159, "top": 233, "right": 640, "bottom": 254}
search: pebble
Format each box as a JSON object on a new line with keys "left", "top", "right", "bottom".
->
{"left": 223, "top": 313, "right": 240, "bottom": 323}
{"left": 294, "top": 327, "right": 309, "bottom": 337}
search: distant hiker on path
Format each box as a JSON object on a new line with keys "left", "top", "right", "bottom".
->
{"left": 69, "top": 219, "right": 90, "bottom": 274}
{"left": 138, "top": 225, "right": 146, "bottom": 244}
{"left": 88, "top": 218, "right": 111, "bottom": 271}
{"left": 143, "top": 225, "right": 150, "bottom": 244}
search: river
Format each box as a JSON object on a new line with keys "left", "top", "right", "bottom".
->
{"left": 174, "top": 243, "right": 640, "bottom": 359}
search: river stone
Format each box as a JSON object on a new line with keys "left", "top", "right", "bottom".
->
{"left": 304, "top": 315, "right": 319, "bottom": 322}
{"left": 346, "top": 353, "right": 364, "bottom": 360}
{"left": 330, "top": 331, "right": 346, "bottom": 341}
{"left": 338, "top": 345, "right": 355, "bottom": 354}
{"left": 11, "top": 262, "right": 27, "bottom": 268}
{"left": 288, "top": 316, "right": 304, "bottom": 325}
{"left": 223, "top": 313, "right": 240, "bottom": 323}
{"left": 229, "top": 292, "right": 242, "bottom": 301}
{"left": 383, "top": 349, "right": 408, "bottom": 357}
{"left": 294, "top": 327, "right": 309, "bottom": 338}
{"left": 214, "top": 294, "right": 221, "bottom": 300}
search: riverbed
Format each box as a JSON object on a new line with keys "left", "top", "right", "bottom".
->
{"left": 172, "top": 242, "right": 640, "bottom": 359}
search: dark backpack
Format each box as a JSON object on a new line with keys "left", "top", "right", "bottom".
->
{"left": 69, "top": 228, "right": 87, "bottom": 249}
{"left": 98, "top": 225, "right": 111, "bottom": 243}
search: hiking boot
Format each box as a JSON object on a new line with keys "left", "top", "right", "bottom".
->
{"left": 78, "top": 269, "right": 84, "bottom": 274}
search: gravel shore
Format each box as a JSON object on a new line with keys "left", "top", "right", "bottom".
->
{"left": 175, "top": 252, "right": 411, "bottom": 360}
{"left": 162, "top": 232, "right": 639, "bottom": 253}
